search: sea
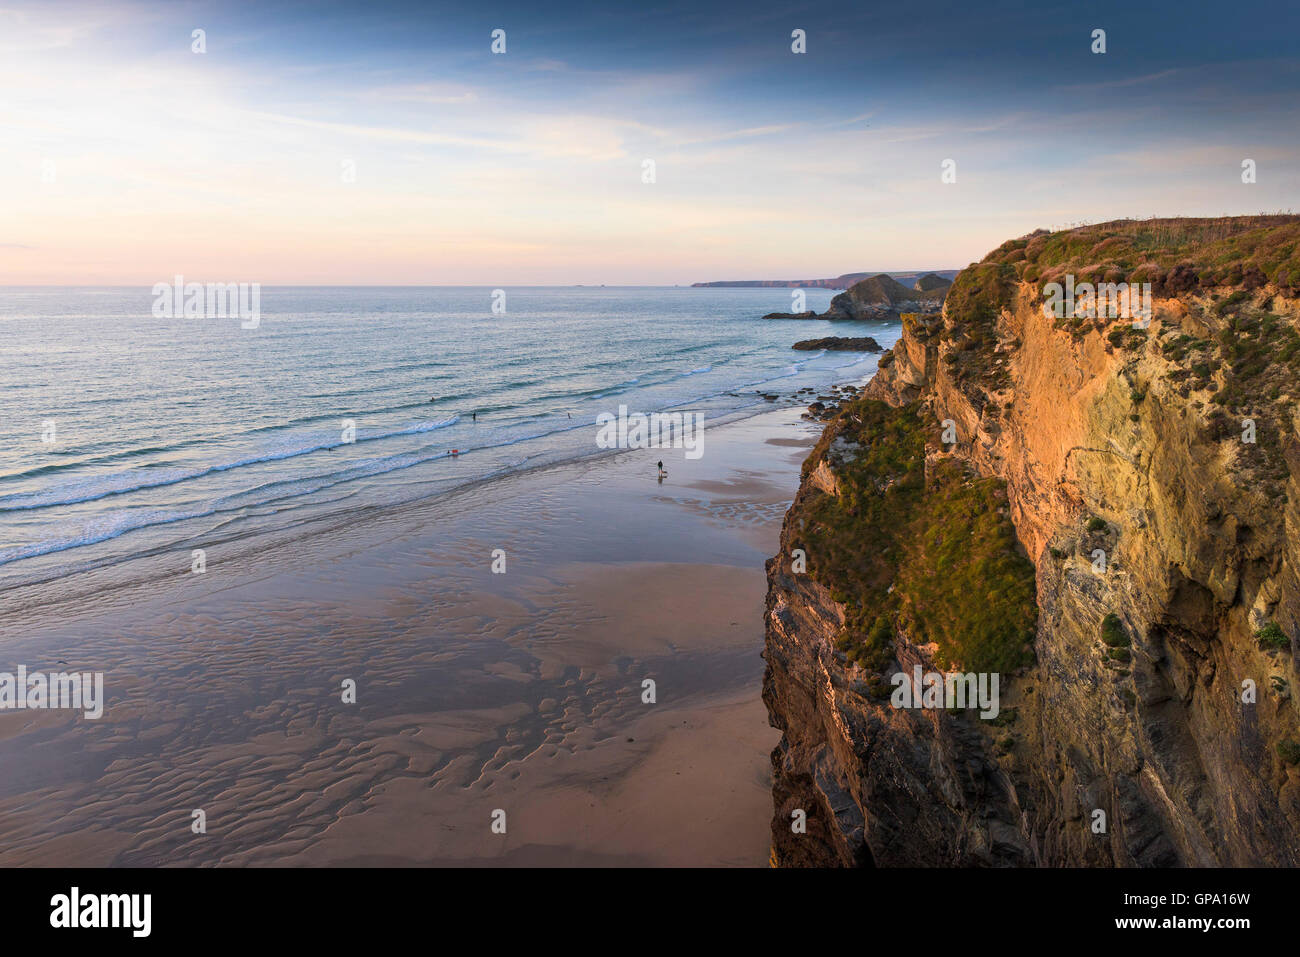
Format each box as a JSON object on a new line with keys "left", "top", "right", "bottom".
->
{"left": 0, "top": 286, "right": 900, "bottom": 595}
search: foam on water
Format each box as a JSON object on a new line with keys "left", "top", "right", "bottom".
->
{"left": 0, "top": 286, "right": 901, "bottom": 589}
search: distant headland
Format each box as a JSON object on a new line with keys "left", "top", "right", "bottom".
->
{"left": 691, "top": 269, "right": 960, "bottom": 289}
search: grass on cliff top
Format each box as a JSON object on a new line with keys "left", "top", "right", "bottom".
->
{"left": 934, "top": 217, "right": 1300, "bottom": 391}
{"left": 796, "top": 399, "right": 1037, "bottom": 675}
{"left": 979, "top": 215, "right": 1300, "bottom": 296}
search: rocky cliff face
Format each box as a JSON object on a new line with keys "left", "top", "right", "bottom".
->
{"left": 764, "top": 216, "right": 1300, "bottom": 867}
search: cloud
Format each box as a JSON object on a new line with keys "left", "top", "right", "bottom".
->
{"left": 827, "top": 112, "right": 874, "bottom": 128}
{"left": 2, "top": 0, "right": 1298, "bottom": 284}
{"left": 1055, "top": 69, "right": 1184, "bottom": 94}
{"left": 675, "top": 123, "right": 799, "bottom": 146}
{"left": 241, "top": 109, "right": 644, "bottom": 161}
{"left": 353, "top": 82, "right": 479, "bottom": 105}
{"left": 0, "top": 5, "right": 109, "bottom": 53}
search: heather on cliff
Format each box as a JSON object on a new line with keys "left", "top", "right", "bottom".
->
{"left": 793, "top": 398, "right": 1037, "bottom": 676}
{"left": 985, "top": 215, "right": 1300, "bottom": 296}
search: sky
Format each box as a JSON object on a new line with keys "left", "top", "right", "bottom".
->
{"left": 1, "top": 0, "right": 1297, "bottom": 285}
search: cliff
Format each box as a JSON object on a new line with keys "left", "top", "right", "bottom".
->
{"left": 764, "top": 215, "right": 1300, "bottom": 866}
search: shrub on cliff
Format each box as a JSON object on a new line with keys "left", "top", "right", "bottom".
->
{"left": 1277, "top": 740, "right": 1300, "bottom": 766}
{"left": 796, "top": 399, "right": 1036, "bottom": 675}
{"left": 1256, "top": 621, "right": 1289, "bottom": 651}
{"left": 1101, "top": 613, "right": 1129, "bottom": 647}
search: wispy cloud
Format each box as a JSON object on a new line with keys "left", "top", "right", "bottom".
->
{"left": 0, "top": 0, "right": 1297, "bottom": 284}
{"left": 353, "top": 82, "right": 480, "bottom": 105}
{"left": 826, "top": 111, "right": 874, "bottom": 128}
{"left": 676, "top": 123, "right": 799, "bottom": 145}
{"left": 0, "top": 5, "right": 109, "bottom": 52}
{"left": 242, "top": 109, "right": 644, "bottom": 161}
{"left": 1056, "top": 68, "right": 1184, "bottom": 93}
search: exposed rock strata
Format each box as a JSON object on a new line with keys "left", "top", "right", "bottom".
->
{"left": 764, "top": 217, "right": 1300, "bottom": 867}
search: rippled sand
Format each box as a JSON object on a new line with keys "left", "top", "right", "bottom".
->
{"left": 0, "top": 408, "right": 818, "bottom": 866}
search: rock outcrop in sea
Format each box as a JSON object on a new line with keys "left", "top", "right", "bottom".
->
{"left": 792, "top": 336, "right": 882, "bottom": 352}
{"left": 763, "top": 273, "right": 949, "bottom": 320}
{"left": 764, "top": 215, "right": 1300, "bottom": 866}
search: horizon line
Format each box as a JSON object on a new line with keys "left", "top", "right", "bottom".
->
{"left": 0, "top": 273, "right": 964, "bottom": 290}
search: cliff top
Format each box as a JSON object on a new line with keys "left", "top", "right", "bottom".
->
{"left": 978, "top": 215, "right": 1300, "bottom": 296}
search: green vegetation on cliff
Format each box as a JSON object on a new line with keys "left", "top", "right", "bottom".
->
{"left": 1277, "top": 740, "right": 1300, "bottom": 766}
{"left": 1257, "top": 621, "right": 1289, "bottom": 650}
{"left": 934, "top": 262, "right": 1017, "bottom": 394}
{"left": 985, "top": 216, "right": 1300, "bottom": 297}
{"left": 969, "top": 216, "right": 1300, "bottom": 346}
{"left": 1101, "top": 613, "right": 1129, "bottom": 648}
{"left": 796, "top": 399, "right": 1037, "bottom": 675}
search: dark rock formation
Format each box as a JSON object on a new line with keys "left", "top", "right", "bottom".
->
{"left": 761, "top": 274, "right": 949, "bottom": 321}
{"left": 792, "top": 337, "right": 881, "bottom": 352}
{"left": 916, "top": 272, "right": 954, "bottom": 293}
{"left": 823, "top": 274, "right": 947, "bottom": 320}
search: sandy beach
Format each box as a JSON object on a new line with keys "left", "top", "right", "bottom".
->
{"left": 0, "top": 406, "right": 819, "bottom": 867}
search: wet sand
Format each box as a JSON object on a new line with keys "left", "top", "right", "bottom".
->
{"left": 0, "top": 407, "right": 819, "bottom": 866}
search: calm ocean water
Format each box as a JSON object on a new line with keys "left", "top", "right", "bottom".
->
{"left": 0, "top": 286, "right": 899, "bottom": 593}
